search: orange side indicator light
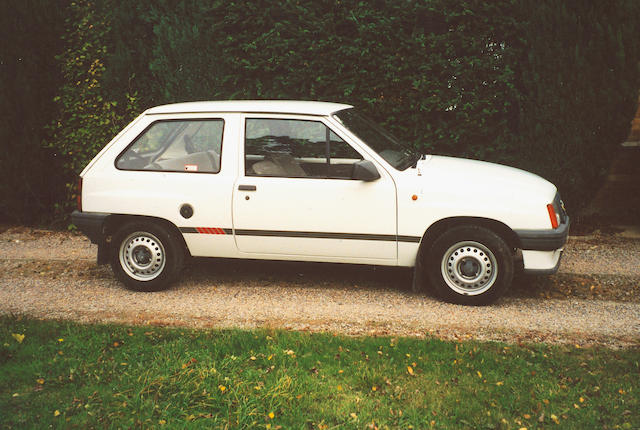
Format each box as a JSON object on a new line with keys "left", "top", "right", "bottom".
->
{"left": 547, "top": 204, "right": 559, "bottom": 229}
{"left": 412, "top": 194, "right": 418, "bottom": 201}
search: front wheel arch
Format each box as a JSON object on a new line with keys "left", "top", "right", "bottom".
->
{"left": 413, "top": 217, "right": 518, "bottom": 301}
{"left": 425, "top": 225, "right": 514, "bottom": 305}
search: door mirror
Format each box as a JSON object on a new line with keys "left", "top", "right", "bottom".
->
{"left": 351, "top": 160, "right": 380, "bottom": 181}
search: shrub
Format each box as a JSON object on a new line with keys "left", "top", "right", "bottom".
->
{"left": 46, "top": 0, "right": 140, "bottom": 220}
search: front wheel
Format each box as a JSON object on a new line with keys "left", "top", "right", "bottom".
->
{"left": 426, "top": 225, "right": 514, "bottom": 305}
{"left": 110, "top": 221, "right": 184, "bottom": 292}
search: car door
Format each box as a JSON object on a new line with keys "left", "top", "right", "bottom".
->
{"left": 232, "top": 115, "right": 397, "bottom": 263}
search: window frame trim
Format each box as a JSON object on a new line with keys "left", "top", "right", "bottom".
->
{"left": 242, "top": 115, "right": 364, "bottom": 180}
{"left": 114, "top": 118, "right": 225, "bottom": 175}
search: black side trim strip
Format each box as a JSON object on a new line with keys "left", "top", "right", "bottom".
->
{"left": 515, "top": 217, "right": 570, "bottom": 251}
{"left": 398, "top": 235, "right": 422, "bottom": 243}
{"left": 234, "top": 229, "right": 420, "bottom": 243}
{"left": 178, "top": 227, "right": 421, "bottom": 243}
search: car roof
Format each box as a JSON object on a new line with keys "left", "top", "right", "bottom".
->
{"left": 144, "top": 100, "right": 353, "bottom": 116}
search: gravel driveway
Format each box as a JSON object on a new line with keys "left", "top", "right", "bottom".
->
{"left": 1, "top": 227, "right": 639, "bottom": 348}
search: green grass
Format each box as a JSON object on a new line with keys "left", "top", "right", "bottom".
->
{"left": 0, "top": 317, "right": 638, "bottom": 429}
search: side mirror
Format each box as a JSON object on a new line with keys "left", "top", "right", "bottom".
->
{"left": 351, "top": 160, "right": 380, "bottom": 181}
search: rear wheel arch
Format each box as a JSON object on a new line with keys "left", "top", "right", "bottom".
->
{"left": 103, "top": 214, "right": 191, "bottom": 259}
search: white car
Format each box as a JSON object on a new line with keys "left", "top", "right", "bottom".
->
{"left": 72, "top": 100, "right": 569, "bottom": 305}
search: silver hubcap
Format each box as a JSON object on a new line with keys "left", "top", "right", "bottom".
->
{"left": 119, "top": 232, "right": 166, "bottom": 281}
{"left": 441, "top": 241, "right": 498, "bottom": 296}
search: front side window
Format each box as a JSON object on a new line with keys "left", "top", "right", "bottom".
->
{"left": 245, "top": 118, "right": 362, "bottom": 178}
{"left": 116, "top": 119, "right": 224, "bottom": 173}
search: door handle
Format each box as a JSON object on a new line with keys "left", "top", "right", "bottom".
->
{"left": 238, "top": 184, "right": 257, "bottom": 191}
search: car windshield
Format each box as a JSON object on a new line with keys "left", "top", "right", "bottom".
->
{"left": 333, "top": 108, "right": 420, "bottom": 170}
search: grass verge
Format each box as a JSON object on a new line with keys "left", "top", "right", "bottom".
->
{"left": 1, "top": 316, "right": 638, "bottom": 429}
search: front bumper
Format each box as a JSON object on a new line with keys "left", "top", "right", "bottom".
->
{"left": 515, "top": 216, "right": 570, "bottom": 251}
{"left": 516, "top": 217, "right": 569, "bottom": 274}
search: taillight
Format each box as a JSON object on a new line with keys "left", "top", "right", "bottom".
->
{"left": 77, "top": 177, "right": 83, "bottom": 211}
{"left": 547, "top": 203, "right": 559, "bottom": 229}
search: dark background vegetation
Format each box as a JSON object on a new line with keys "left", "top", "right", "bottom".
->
{"left": 1, "top": 0, "right": 639, "bottom": 226}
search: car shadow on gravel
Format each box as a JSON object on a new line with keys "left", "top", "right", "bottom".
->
{"left": 183, "top": 257, "right": 417, "bottom": 293}
{"left": 181, "top": 257, "right": 639, "bottom": 303}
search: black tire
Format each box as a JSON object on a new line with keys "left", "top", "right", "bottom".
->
{"left": 110, "top": 221, "right": 184, "bottom": 292}
{"left": 425, "top": 225, "right": 514, "bottom": 305}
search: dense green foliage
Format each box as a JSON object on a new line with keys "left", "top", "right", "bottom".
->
{"left": 1, "top": 0, "right": 638, "bottom": 223}
{"left": 2, "top": 317, "right": 639, "bottom": 428}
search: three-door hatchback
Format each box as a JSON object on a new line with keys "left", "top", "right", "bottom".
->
{"left": 72, "top": 100, "right": 569, "bottom": 305}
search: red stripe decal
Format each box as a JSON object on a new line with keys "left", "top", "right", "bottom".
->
{"left": 194, "top": 227, "right": 227, "bottom": 234}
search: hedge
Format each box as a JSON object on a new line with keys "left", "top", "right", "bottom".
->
{"left": 1, "top": 0, "right": 639, "bottom": 224}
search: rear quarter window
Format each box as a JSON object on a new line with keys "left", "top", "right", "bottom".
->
{"left": 116, "top": 119, "right": 224, "bottom": 173}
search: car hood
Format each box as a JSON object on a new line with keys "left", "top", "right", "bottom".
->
{"left": 412, "top": 155, "right": 557, "bottom": 207}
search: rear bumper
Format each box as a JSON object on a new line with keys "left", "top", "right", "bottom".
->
{"left": 515, "top": 217, "right": 570, "bottom": 251}
{"left": 71, "top": 210, "right": 109, "bottom": 244}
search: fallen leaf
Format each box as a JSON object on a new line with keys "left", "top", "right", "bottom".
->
{"left": 371, "top": 386, "right": 377, "bottom": 392}
{"left": 543, "top": 399, "right": 550, "bottom": 405}
{"left": 538, "top": 413, "right": 545, "bottom": 423}
{"left": 350, "top": 413, "right": 357, "bottom": 419}
{"left": 250, "top": 356, "right": 256, "bottom": 361}
{"left": 159, "top": 420, "right": 166, "bottom": 425}
{"left": 337, "top": 385, "right": 342, "bottom": 391}
{"left": 579, "top": 397, "right": 585, "bottom": 403}
{"left": 36, "top": 378, "right": 45, "bottom": 385}
{"left": 523, "top": 414, "right": 531, "bottom": 419}
{"left": 407, "top": 366, "right": 414, "bottom": 375}
{"left": 550, "top": 414, "right": 559, "bottom": 424}
{"left": 11, "top": 333, "right": 25, "bottom": 343}
{"left": 496, "top": 381, "right": 504, "bottom": 386}
{"left": 268, "top": 412, "right": 274, "bottom": 419}
{"left": 54, "top": 410, "right": 60, "bottom": 417}
{"left": 477, "top": 371, "right": 482, "bottom": 378}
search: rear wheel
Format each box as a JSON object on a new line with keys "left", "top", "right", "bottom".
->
{"left": 110, "top": 221, "right": 184, "bottom": 291}
{"left": 426, "top": 225, "right": 513, "bottom": 305}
